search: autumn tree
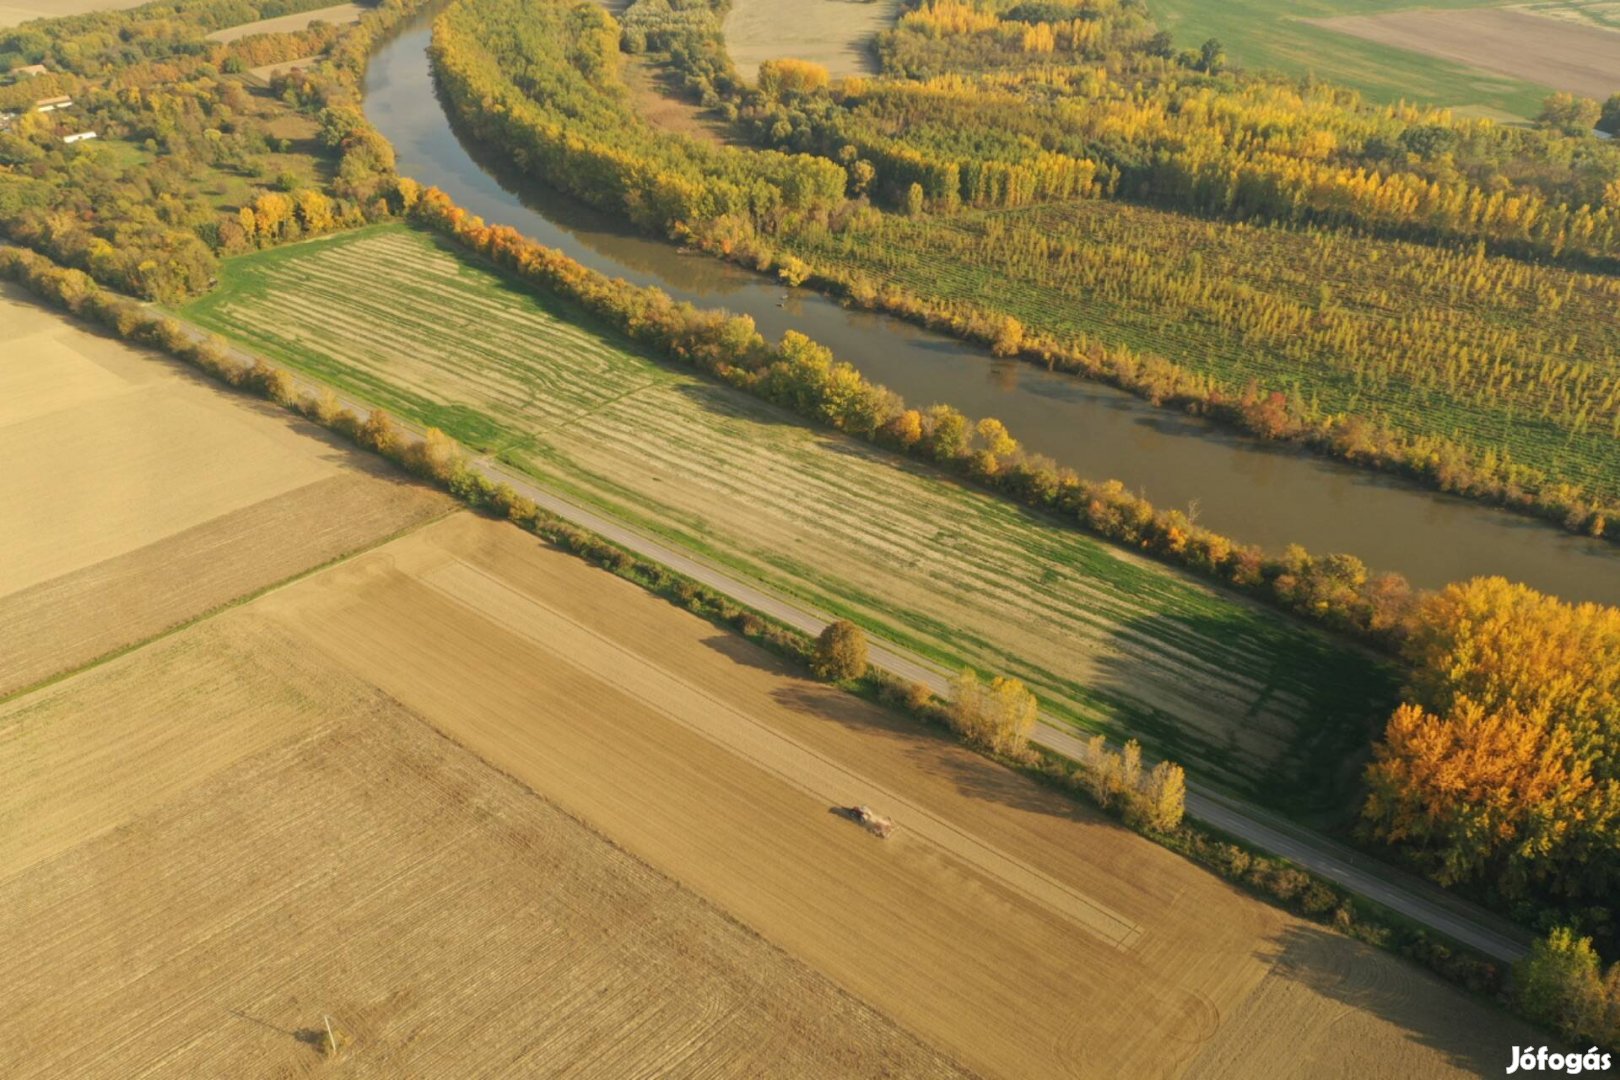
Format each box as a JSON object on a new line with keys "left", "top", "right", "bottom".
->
{"left": 947, "top": 669, "right": 1037, "bottom": 755}
{"left": 758, "top": 58, "right": 830, "bottom": 98}
{"left": 813, "top": 619, "right": 869, "bottom": 681}
{"left": 1361, "top": 698, "right": 1592, "bottom": 887}
{"left": 1138, "top": 760, "right": 1186, "bottom": 831}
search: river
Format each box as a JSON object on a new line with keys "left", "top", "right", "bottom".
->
{"left": 362, "top": 21, "right": 1620, "bottom": 604}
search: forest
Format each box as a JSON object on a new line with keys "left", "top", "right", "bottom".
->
{"left": 0, "top": 0, "right": 422, "bottom": 300}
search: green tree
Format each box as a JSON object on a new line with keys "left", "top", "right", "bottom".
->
{"left": 1516, "top": 928, "right": 1608, "bottom": 1041}
{"left": 1537, "top": 92, "right": 1601, "bottom": 135}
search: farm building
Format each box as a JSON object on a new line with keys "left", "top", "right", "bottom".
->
{"left": 13, "top": 64, "right": 48, "bottom": 78}
{"left": 61, "top": 131, "right": 97, "bottom": 144}
{"left": 34, "top": 95, "right": 72, "bottom": 112}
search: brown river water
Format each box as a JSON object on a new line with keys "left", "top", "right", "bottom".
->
{"left": 362, "top": 22, "right": 1620, "bottom": 603}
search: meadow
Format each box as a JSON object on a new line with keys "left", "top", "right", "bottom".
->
{"left": 181, "top": 224, "right": 1398, "bottom": 819}
{"left": 1145, "top": 0, "right": 1550, "bottom": 116}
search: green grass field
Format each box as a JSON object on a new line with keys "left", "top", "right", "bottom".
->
{"left": 1147, "top": 0, "right": 1550, "bottom": 116}
{"left": 179, "top": 224, "right": 1398, "bottom": 821}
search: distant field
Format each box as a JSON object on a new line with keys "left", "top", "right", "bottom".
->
{"left": 0, "top": 285, "right": 448, "bottom": 696}
{"left": 0, "top": 0, "right": 144, "bottom": 29}
{"left": 181, "top": 224, "right": 1397, "bottom": 818}
{"left": 724, "top": 0, "right": 901, "bottom": 79}
{"left": 1146, "top": 0, "right": 1551, "bottom": 115}
{"left": 1312, "top": 5, "right": 1620, "bottom": 101}
{"left": 0, "top": 510, "right": 1536, "bottom": 1075}
{"left": 205, "top": 0, "right": 366, "bottom": 42}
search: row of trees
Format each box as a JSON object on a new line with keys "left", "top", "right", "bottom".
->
{"left": 408, "top": 184, "right": 1425, "bottom": 646}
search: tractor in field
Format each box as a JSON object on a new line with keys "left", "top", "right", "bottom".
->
{"left": 835, "top": 804, "right": 895, "bottom": 838}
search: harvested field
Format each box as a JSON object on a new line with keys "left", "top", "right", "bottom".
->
{"left": 257, "top": 513, "right": 1536, "bottom": 1077}
{"left": 182, "top": 225, "right": 1397, "bottom": 819}
{"left": 0, "top": 603, "right": 965, "bottom": 1078}
{"left": 0, "top": 285, "right": 448, "bottom": 695}
{"left": 724, "top": 0, "right": 901, "bottom": 79}
{"left": 1312, "top": 5, "right": 1620, "bottom": 100}
{"left": 0, "top": 507, "right": 1539, "bottom": 1074}
{"left": 205, "top": 1, "right": 366, "bottom": 42}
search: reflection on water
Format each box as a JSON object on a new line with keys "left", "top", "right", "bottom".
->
{"left": 363, "top": 23, "right": 1620, "bottom": 604}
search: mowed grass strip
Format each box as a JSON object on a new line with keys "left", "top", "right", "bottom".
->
{"left": 181, "top": 224, "right": 1397, "bottom": 818}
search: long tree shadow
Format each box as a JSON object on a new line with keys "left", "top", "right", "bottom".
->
{"left": 1256, "top": 923, "right": 1550, "bottom": 1075}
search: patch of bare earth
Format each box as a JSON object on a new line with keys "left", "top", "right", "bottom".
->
{"left": 0, "top": 610, "right": 965, "bottom": 1077}
{"left": 1310, "top": 6, "right": 1620, "bottom": 100}
{"left": 622, "top": 53, "right": 732, "bottom": 146}
{"left": 0, "top": 285, "right": 449, "bottom": 695}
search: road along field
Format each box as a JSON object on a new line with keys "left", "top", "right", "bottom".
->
{"left": 724, "top": 0, "right": 902, "bottom": 79}
{"left": 1311, "top": 4, "right": 1620, "bottom": 100}
{"left": 179, "top": 224, "right": 1398, "bottom": 821}
{"left": 0, "top": 508, "right": 1534, "bottom": 1076}
{"left": 0, "top": 284, "right": 450, "bottom": 696}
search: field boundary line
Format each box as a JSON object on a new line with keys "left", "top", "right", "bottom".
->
{"left": 0, "top": 503, "right": 459, "bottom": 709}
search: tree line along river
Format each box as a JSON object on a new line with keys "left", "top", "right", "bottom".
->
{"left": 362, "top": 19, "right": 1620, "bottom": 605}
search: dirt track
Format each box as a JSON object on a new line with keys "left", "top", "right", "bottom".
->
{"left": 1312, "top": 6, "right": 1620, "bottom": 100}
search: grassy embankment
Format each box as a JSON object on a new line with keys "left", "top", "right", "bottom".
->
{"left": 1146, "top": 0, "right": 1549, "bottom": 116}
{"left": 181, "top": 223, "right": 1398, "bottom": 823}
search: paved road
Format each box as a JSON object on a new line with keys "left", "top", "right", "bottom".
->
{"left": 172, "top": 316, "right": 1535, "bottom": 963}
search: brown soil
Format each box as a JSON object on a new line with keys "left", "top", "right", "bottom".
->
{"left": 1312, "top": 6, "right": 1620, "bottom": 100}
{"left": 250, "top": 513, "right": 1538, "bottom": 1078}
{"left": 0, "top": 612, "right": 966, "bottom": 1078}
{"left": 622, "top": 53, "right": 732, "bottom": 147}
{"left": 0, "top": 285, "right": 449, "bottom": 695}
